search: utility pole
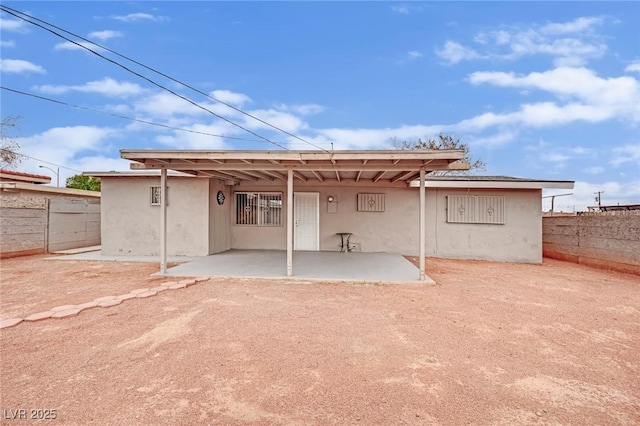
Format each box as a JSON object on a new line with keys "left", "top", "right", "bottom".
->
{"left": 594, "top": 191, "right": 604, "bottom": 209}
{"left": 542, "top": 193, "right": 573, "bottom": 216}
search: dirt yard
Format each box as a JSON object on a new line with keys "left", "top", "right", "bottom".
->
{"left": 1, "top": 255, "right": 638, "bottom": 425}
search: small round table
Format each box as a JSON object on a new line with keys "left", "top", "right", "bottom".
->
{"left": 336, "top": 232, "right": 353, "bottom": 252}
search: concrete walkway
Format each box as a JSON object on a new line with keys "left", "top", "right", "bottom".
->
{"left": 160, "top": 250, "right": 433, "bottom": 283}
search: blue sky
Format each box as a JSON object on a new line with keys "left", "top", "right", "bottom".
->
{"left": 1, "top": 1, "right": 639, "bottom": 211}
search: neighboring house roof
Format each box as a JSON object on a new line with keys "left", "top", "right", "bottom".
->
{"left": 0, "top": 182, "right": 101, "bottom": 197}
{"left": 409, "top": 175, "right": 574, "bottom": 189}
{"left": 0, "top": 169, "right": 51, "bottom": 184}
{"left": 119, "top": 149, "right": 469, "bottom": 185}
{"left": 83, "top": 170, "right": 195, "bottom": 178}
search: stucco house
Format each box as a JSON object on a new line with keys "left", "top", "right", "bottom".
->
{"left": 87, "top": 149, "right": 573, "bottom": 279}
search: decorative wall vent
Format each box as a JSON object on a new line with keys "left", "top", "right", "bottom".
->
{"left": 357, "top": 193, "right": 386, "bottom": 212}
{"left": 447, "top": 195, "right": 505, "bottom": 224}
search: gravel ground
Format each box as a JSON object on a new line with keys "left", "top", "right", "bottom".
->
{"left": 0, "top": 255, "right": 639, "bottom": 425}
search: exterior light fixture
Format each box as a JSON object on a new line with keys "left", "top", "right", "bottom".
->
{"left": 327, "top": 195, "right": 335, "bottom": 203}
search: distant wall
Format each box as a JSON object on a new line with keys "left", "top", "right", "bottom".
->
{"left": 543, "top": 214, "right": 640, "bottom": 275}
{"left": 0, "top": 194, "right": 100, "bottom": 258}
{"left": 48, "top": 198, "right": 101, "bottom": 252}
{"left": 0, "top": 197, "right": 47, "bottom": 257}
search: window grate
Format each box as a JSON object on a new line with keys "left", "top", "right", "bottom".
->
{"left": 150, "top": 186, "right": 168, "bottom": 206}
{"left": 357, "top": 193, "right": 386, "bottom": 212}
{"left": 235, "top": 192, "right": 282, "bottom": 226}
{"left": 447, "top": 195, "right": 505, "bottom": 224}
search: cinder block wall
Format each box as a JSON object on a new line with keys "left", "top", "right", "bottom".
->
{"left": 543, "top": 214, "right": 640, "bottom": 275}
{"left": 0, "top": 196, "right": 47, "bottom": 258}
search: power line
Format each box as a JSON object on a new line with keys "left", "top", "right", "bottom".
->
{"left": 0, "top": 148, "right": 83, "bottom": 173}
{"left": 2, "top": 86, "right": 272, "bottom": 143}
{"left": 1, "top": 5, "right": 330, "bottom": 152}
{"left": 0, "top": 5, "right": 289, "bottom": 151}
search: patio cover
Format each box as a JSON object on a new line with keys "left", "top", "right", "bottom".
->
{"left": 120, "top": 149, "right": 469, "bottom": 280}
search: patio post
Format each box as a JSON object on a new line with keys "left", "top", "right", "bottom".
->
{"left": 287, "top": 169, "right": 293, "bottom": 276}
{"left": 160, "top": 167, "right": 167, "bottom": 274}
{"left": 419, "top": 167, "right": 425, "bottom": 280}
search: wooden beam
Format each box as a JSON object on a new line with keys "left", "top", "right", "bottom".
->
{"left": 213, "top": 170, "right": 259, "bottom": 181}
{"left": 390, "top": 171, "right": 415, "bottom": 183}
{"left": 311, "top": 170, "right": 324, "bottom": 182}
{"left": 121, "top": 149, "right": 467, "bottom": 162}
{"left": 335, "top": 170, "right": 341, "bottom": 182}
{"left": 261, "top": 170, "right": 288, "bottom": 181}
{"left": 355, "top": 170, "right": 363, "bottom": 182}
{"left": 237, "top": 170, "right": 275, "bottom": 181}
{"left": 130, "top": 162, "right": 460, "bottom": 172}
{"left": 292, "top": 171, "right": 307, "bottom": 182}
{"left": 373, "top": 171, "right": 386, "bottom": 183}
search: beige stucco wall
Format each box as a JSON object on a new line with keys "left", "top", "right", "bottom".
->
{"left": 208, "top": 180, "right": 232, "bottom": 254}
{"left": 101, "top": 177, "right": 209, "bottom": 256}
{"left": 229, "top": 182, "right": 542, "bottom": 263}
{"left": 425, "top": 188, "right": 542, "bottom": 263}
{"left": 100, "top": 177, "right": 543, "bottom": 263}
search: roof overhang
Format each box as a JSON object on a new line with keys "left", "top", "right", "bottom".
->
{"left": 120, "top": 149, "right": 469, "bottom": 186}
{"left": 409, "top": 178, "right": 574, "bottom": 190}
{"left": 0, "top": 182, "right": 101, "bottom": 197}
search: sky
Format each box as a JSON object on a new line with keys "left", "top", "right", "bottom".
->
{"left": 1, "top": 1, "right": 639, "bottom": 212}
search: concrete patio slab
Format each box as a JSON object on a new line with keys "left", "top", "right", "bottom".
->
{"left": 46, "top": 251, "right": 200, "bottom": 263}
{"left": 51, "top": 245, "right": 101, "bottom": 255}
{"left": 157, "top": 250, "right": 433, "bottom": 283}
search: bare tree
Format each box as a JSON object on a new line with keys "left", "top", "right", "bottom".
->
{"left": 0, "top": 115, "right": 23, "bottom": 169}
{"left": 393, "top": 133, "right": 486, "bottom": 175}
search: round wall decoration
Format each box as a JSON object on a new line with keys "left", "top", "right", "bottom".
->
{"left": 216, "top": 190, "right": 225, "bottom": 205}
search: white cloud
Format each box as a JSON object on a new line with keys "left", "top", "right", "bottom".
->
{"left": 133, "top": 92, "right": 233, "bottom": 119}
{"left": 466, "top": 130, "right": 518, "bottom": 148}
{"left": 154, "top": 123, "right": 233, "bottom": 150}
{"left": 17, "top": 126, "right": 119, "bottom": 183}
{"left": 391, "top": 5, "right": 409, "bottom": 14}
{"left": 439, "top": 16, "right": 607, "bottom": 66}
{"left": 610, "top": 144, "right": 640, "bottom": 166}
{"left": 568, "top": 180, "right": 640, "bottom": 210}
{"left": 111, "top": 13, "right": 168, "bottom": 23}
{"left": 540, "top": 152, "right": 571, "bottom": 163}
{"left": 242, "top": 109, "right": 307, "bottom": 134}
{"left": 408, "top": 51, "right": 423, "bottom": 59}
{"left": 468, "top": 67, "right": 640, "bottom": 124}
{"left": 0, "top": 59, "right": 46, "bottom": 74}
{"left": 0, "top": 18, "right": 28, "bottom": 33}
{"left": 89, "top": 30, "right": 124, "bottom": 41}
{"left": 391, "top": 5, "right": 422, "bottom": 14}
{"left": 0, "top": 40, "right": 16, "bottom": 48}
{"left": 542, "top": 179, "right": 640, "bottom": 212}
{"left": 583, "top": 166, "right": 604, "bottom": 175}
{"left": 54, "top": 41, "right": 104, "bottom": 52}
{"left": 33, "top": 78, "right": 146, "bottom": 98}
{"left": 210, "top": 89, "right": 251, "bottom": 106}
{"left": 275, "top": 103, "right": 324, "bottom": 116}
{"left": 317, "top": 124, "right": 443, "bottom": 150}
{"left": 436, "top": 41, "right": 482, "bottom": 64}
{"left": 540, "top": 17, "right": 603, "bottom": 35}
{"left": 625, "top": 60, "right": 640, "bottom": 74}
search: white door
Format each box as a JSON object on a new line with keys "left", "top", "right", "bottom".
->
{"left": 294, "top": 192, "right": 319, "bottom": 251}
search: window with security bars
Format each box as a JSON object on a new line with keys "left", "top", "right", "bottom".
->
{"left": 150, "top": 186, "right": 168, "bottom": 206}
{"left": 446, "top": 195, "right": 505, "bottom": 224}
{"left": 235, "top": 192, "right": 283, "bottom": 226}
